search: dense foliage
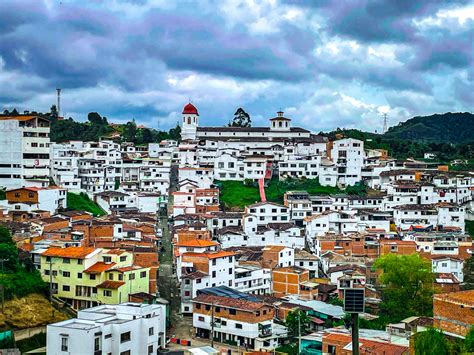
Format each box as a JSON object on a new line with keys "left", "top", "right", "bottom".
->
{"left": 385, "top": 112, "right": 474, "bottom": 144}
{"left": 66, "top": 192, "right": 106, "bottom": 216}
{"left": 462, "top": 256, "right": 474, "bottom": 290}
{"left": 285, "top": 309, "right": 310, "bottom": 338}
{"left": 0, "top": 226, "right": 46, "bottom": 300}
{"left": 374, "top": 254, "right": 434, "bottom": 322}
{"left": 414, "top": 327, "right": 474, "bottom": 355}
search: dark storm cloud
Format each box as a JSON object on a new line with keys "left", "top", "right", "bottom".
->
{"left": 0, "top": 0, "right": 472, "bottom": 129}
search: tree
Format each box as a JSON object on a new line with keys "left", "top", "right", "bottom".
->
{"left": 462, "top": 256, "right": 474, "bottom": 290}
{"left": 49, "top": 105, "right": 58, "bottom": 119}
{"left": 168, "top": 123, "right": 181, "bottom": 141}
{"left": 123, "top": 120, "right": 138, "bottom": 143}
{"left": 228, "top": 108, "right": 251, "bottom": 127}
{"left": 465, "top": 327, "right": 474, "bottom": 353}
{"left": 87, "top": 112, "right": 104, "bottom": 125}
{"left": 0, "top": 226, "right": 14, "bottom": 245}
{"left": 285, "top": 309, "right": 310, "bottom": 339}
{"left": 414, "top": 328, "right": 448, "bottom": 355}
{"left": 374, "top": 254, "right": 434, "bottom": 322}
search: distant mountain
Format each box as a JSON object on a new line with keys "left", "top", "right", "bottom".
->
{"left": 384, "top": 112, "right": 474, "bottom": 144}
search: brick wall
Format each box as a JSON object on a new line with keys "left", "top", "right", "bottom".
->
{"left": 433, "top": 293, "right": 474, "bottom": 337}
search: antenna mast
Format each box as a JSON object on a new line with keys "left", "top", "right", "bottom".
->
{"left": 382, "top": 113, "right": 388, "bottom": 134}
{"left": 56, "top": 88, "right": 61, "bottom": 117}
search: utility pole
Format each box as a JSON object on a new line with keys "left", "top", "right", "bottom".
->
{"left": 298, "top": 310, "right": 301, "bottom": 354}
{"left": 352, "top": 313, "right": 359, "bottom": 355}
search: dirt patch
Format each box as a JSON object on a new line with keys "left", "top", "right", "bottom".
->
{"left": 0, "top": 293, "right": 69, "bottom": 330}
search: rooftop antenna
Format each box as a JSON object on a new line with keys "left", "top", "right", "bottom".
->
{"left": 382, "top": 112, "right": 388, "bottom": 134}
{"left": 56, "top": 88, "right": 61, "bottom": 117}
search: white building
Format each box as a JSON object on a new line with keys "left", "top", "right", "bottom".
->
{"left": 46, "top": 302, "right": 166, "bottom": 355}
{"left": 0, "top": 115, "right": 51, "bottom": 189}
{"left": 331, "top": 138, "right": 364, "bottom": 186}
{"left": 431, "top": 256, "right": 464, "bottom": 282}
{"left": 0, "top": 186, "right": 67, "bottom": 214}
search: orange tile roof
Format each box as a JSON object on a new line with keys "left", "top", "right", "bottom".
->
{"left": 175, "top": 240, "right": 219, "bottom": 247}
{"left": 42, "top": 247, "right": 97, "bottom": 259}
{"left": 103, "top": 249, "right": 126, "bottom": 255}
{"left": 0, "top": 115, "right": 40, "bottom": 121}
{"left": 83, "top": 262, "right": 116, "bottom": 274}
{"left": 96, "top": 280, "right": 126, "bottom": 289}
{"left": 111, "top": 265, "right": 145, "bottom": 273}
{"left": 323, "top": 333, "right": 409, "bottom": 354}
{"left": 434, "top": 290, "right": 474, "bottom": 306}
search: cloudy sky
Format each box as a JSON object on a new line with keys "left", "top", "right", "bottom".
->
{"left": 1, "top": 0, "right": 473, "bottom": 132}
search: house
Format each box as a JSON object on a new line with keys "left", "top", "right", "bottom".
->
{"left": 192, "top": 286, "right": 280, "bottom": 350}
{"left": 272, "top": 266, "right": 318, "bottom": 300}
{"left": 294, "top": 249, "right": 319, "bottom": 278}
{"left": 0, "top": 115, "right": 51, "bottom": 189}
{"left": 47, "top": 302, "right": 166, "bottom": 355}
{"left": 40, "top": 247, "right": 151, "bottom": 310}
{"left": 429, "top": 255, "right": 464, "bottom": 282}
{"left": 3, "top": 187, "right": 67, "bottom": 214}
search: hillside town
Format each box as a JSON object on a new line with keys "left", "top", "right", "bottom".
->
{"left": 0, "top": 102, "right": 472, "bottom": 355}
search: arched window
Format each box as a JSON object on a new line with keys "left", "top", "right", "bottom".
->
{"left": 187, "top": 117, "right": 191, "bottom": 124}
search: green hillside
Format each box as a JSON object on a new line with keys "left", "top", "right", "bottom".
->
{"left": 384, "top": 112, "right": 474, "bottom": 144}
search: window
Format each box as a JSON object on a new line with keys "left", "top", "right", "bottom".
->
{"left": 120, "top": 331, "right": 131, "bottom": 343}
{"left": 94, "top": 336, "right": 101, "bottom": 352}
{"left": 129, "top": 273, "right": 135, "bottom": 280}
{"left": 140, "top": 271, "right": 147, "bottom": 278}
{"left": 120, "top": 351, "right": 131, "bottom": 355}
{"left": 90, "top": 274, "right": 96, "bottom": 280}
{"left": 63, "top": 258, "right": 70, "bottom": 264}
{"left": 78, "top": 272, "right": 82, "bottom": 279}
{"left": 63, "top": 271, "right": 70, "bottom": 277}
{"left": 103, "top": 256, "right": 112, "bottom": 263}
{"left": 229, "top": 309, "right": 236, "bottom": 315}
{"left": 229, "top": 268, "right": 233, "bottom": 274}
{"left": 148, "top": 345, "right": 153, "bottom": 354}
{"left": 120, "top": 256, "right": 127, "bottom": 262}
{"left": 77, "top": 259, "right": 83, "bottom": 265}
{"left": 61, "top": 337, "right": 68, "bottom": 351}
{"left": 105, "top": 334, "right": 112, "bottom": 339}
{"left": 103, "top": 290, "right": 112, "bottom": 297}
{"left": 196, "top": 304, "right": 201, "bottom": 309}
{"left": 109, "top": 274, "right": 114, "bottom": 280}
{"left": 198, "top": 316, "right": 205, "bottom": 321}
{"left": 235, "top": 323, "right": 243, "bottom": 329}
{"left": 149, "top": 327, "right": 154, "bottom": 336}
{"left": 62, "top": 285, "right": 70, "bottom": 292}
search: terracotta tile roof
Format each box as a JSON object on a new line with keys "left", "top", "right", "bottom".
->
{"left": 192, "top": 294, "right": 266, "bottom": 311}
{"left": 103, "top": 249, "right": 127, "bottom": 255}
{"left": 96, "top": 280, "right": 126, "bottom": 289}
{"left": 111, "top": 265, "right": 145, "bottom": 273}
{"left": 175, "top": 240, "right": 219, "bottom": 247}
{"left": 434, "top": 290, "right": 474, "bottom": 306}
{"left": 42, "top": 247, "right": 97, "bottom": 259}
{"left": 83, "top": 262, "right": 116, "bottom": 274}
{"left": 0, "top": 115, "right": 43, "bottom": 121}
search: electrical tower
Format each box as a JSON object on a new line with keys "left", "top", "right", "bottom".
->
{"left": 56, "top": 88, "right": 61, "bottom": 117}
{"left": 382, "top": 112, "right": 388, "bottom": 134}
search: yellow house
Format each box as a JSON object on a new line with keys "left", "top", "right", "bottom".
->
{"left": 40, "top": 247, "right": 150, "bottom": 310}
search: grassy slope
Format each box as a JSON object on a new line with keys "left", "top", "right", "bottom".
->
{"left": 217, "top": 178, "right": 342, "bottom": 209}
{"left": 66, "top": 192, "right": 106, "bottom": 216}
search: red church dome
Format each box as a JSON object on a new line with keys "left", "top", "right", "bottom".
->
{"left": 182, "top": 103, "right": 199, "bottom": 115}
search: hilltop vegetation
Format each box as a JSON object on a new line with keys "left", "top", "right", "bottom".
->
{"left": 1, "top": 106, "right": 181, "bottom": 144}
{"left": 385, "top": 112, "right": 474, "bottom": 144}
{"left": 322, "top": 112, "right": 474, "bottom": 161}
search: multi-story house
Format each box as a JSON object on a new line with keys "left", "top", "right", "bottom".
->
{"left": 192, "top": 286, "right": 278, "bottom": 350}
{"left": 0, "top": 114, "right": 51, "bottom": 188}
{"left": 2, "top": 186, "right": 67, "bottom": 214}
{"left": 40, "top": 247, "right": 151, "bottom": 310}
{"left": 330, "top": 138, "right": 364, "bottom": 186}
{"left": 47, "top": 302, "right": 166, "bottom": 355}
{"left": 430, "top": 255, "right": 464, "bottom": 282}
